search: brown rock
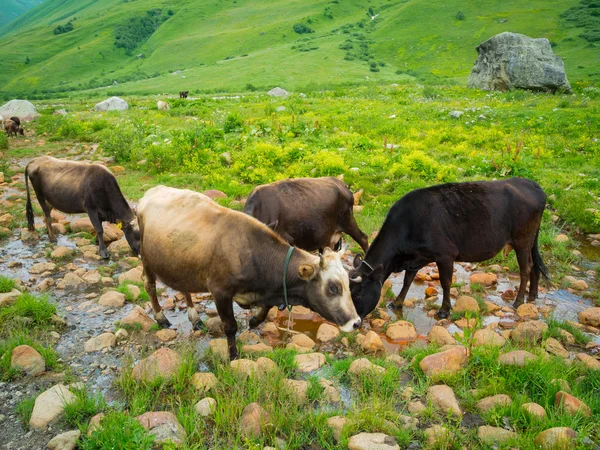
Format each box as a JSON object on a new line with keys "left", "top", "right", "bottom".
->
{"left": 454, "top": 296, "right": 479, "bottom": 313}
{"left": 516, "top": 303, "right": 539, "bottom": 320}
{"left": 327, "top": 416, "right": 347, "bottom": 442}
{"left": 284, "top": 379, "right": 308, "bottom": 402}
{"left": 510, "top": 320, "right": 548, "bottom": 343}
{"left": 132, "top": 348, "right": 181, "bottom": 382}
{"left": 385, "top": 321, "right": 417, "bottom": 341}
{"left": 534, "top": 427, "right": 577, "bottom": 449}
{"left": 348, "top": 358, "right": 385, "bottom": 375}
{"left": 102, "top": 223, "right": 124, "bottom": 243}
{"left": 419, "top": 347, "right": 468, "bottom": 381}
{"left": 575, "top": 353, "right": 600, "bottom": 370}
{"left": 84, "top": 333, "right": 116, "bottom": 352}
{"left": 47, "top": 430, "right": 80, "bottom": 450}
{"left": 71, "top": 217, "right": 95, "bottom": 234}
{"left": 427, "top": 384, "right": 462, "bottom": 416}
{"left": 242, "top": 343, "right": 273, "bottom": 354}
{"left": 50, "top": 246, "right": 71, "bottom": 259}
{"left": 209, "top": 339, "right": 229, "bottom": 361}
{"left": 295, "top": 352, "right": 326, "bottom": 373}
{"left": 239, "top": 403, "right": 270, "bottom": 438}
{"left": 473, "top": 329, "right": 506, "bottom": 347}
{"left": 98, "top": 291, "right": 126, "bottom": 307}
{"left": 578, "top": 307, "right": 600, "bottom": 327}
{"left": 136, "top": 411, "right": 186, "bottom": 446}
{"left": 118, "top": 266, "right": 144, "bottom": 285}
{"left": 191, "top": 372, "right": 218, "bottom": 392}
{"left": 544, "top": 338, "right": 569, "bottom": 358}
{"left": 555, "top": 391, "right": 592, "bottom": 417}
{"left": 29, "top": 262, "right": 57, "bottom": 274}
{"left": 477, "top": 426, "right": 517, "bottom": 444}
{"left": 522, "top": 402, "right": 546, "bottom": 419}
{"left": 424, "top": 425, "right": 451, "bottom": 447}
{"left": 290, "top": 333, "right": 315, "bottom": 349}
{"left": 475, "top": 394, "right": 512, "bottom": 413}
{"left": 319, "top": 378, "right": 340, "bottom": 403}
{"left": 362, "top": 330, "right": 385, "bottom": 353}
{"left": 501, "top": 289, "right": 516, "bottom": 301}
{"left": 231, "top": 359, "right": 259, "bottom": 378}
{"left": 316, "top": 323, "right": 340, "bottom": 342}
{"left": 10, "top": 345, "right": 45, "bottom": 375}
{"left": 156, "top": 329, "right": 177, "bottom": 342}
{"left": 348, "top": 433, "right": 400, "bottom": 450}
{"left": 203, "top": 189, "right": 227, "bottom": 199}
{"left": 427, "top": 326, "right": 456, "bottom": 345}
{"left": 497, "top": 350, "right": 535, "bottom": 366}
{"left": 206, "top": 317, "right": 224, "bottom": 336}
{"left": 29, "top": 384, "right": 76, "bottom": 430}
{"left": 470, "top": 272, "right": 497, "bottom": 287}
{"left": 120, "top": 305, "right": 156, "bottom": 331}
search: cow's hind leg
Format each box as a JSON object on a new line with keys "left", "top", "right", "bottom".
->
{"left": 32, "top": 189, "right": 56, "bottom": 243}
{"left": 87, "top": 210, "right": 109, "bottom": 259}
{"left": 144, "top": 266, "right": 170, "bottom": 328}
{"left": 342, "top": 213, "right": 369, "bottom": 253}
{"left": 434, "top": 260, "right": 454, "bottom": 320}
{"left": 213, "top": 291, "right": 238, "bottom": 360}
{"left": 249, "top": 305, "right": 270, "bottom": 329}
{"left": 391, "top": 269, "right": 419, "bottom": 312}
{"left": 185, "top": 292, "right": 203, "bottom": 330}
{"left": 512, "top": 247, "right": 533, "bottom": 309}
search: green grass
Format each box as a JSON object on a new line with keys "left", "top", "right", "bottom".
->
{"left": 544, "top": 315, "right": 591, "bottom": 346}
{"left": 0, "top": 276, "right": 16, "bottom": 293}
{"left": 63, "top": 387, "right": 106, "bottom": 429}
{"left": 0, "top": 0, "right": 598, "bottom": 98}
{"left": 115, "top": 281, "right": 149, "bottom": 304}
{"left": 0, "top": 293, "right": 57, "bottom": 325}
{"left": 0, "top": 332, "right": 59, "bottom": 380}
{"left": 16, "top": 396, "right": 35, "bottom": 427}
{"left": 80, "top": 411, "right": 155, "bottom": 450}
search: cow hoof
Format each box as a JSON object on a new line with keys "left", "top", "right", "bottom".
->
{"left": 248, "top": 316, "right": 261, "bottom": 329}
{"left": 100, "top": 250, "right": 110, "bottom": 259}
{"left": 434, "top": 309, "right": 449, "bottom": 320}
{"left": 389, "top": 301, "right": 404, "bottom": 312}
{"left": 188, "top": 308, "right": 202, "bottom": 329}
{"left": 155, "top": 311, "right": 170, "bottom": 328}
{"left": 512, "top": 300, "right": 524, "bottom": 309}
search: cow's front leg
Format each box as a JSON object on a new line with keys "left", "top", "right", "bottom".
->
{"left": 185, "top": 292, "right": 203, "bottom": 330}
{"left": 434, "top": 260, "right": 454, "bottom": 320}
{"left": 391, "top": 269, "right": 418, "bottom": 311}
{"left": 214, "top": 291, "right": 238, "bottom": 360}
{"left": 249, "top": 305, "right": 270, "bottom": 329}
{"left": 144, "top": 266, "right": 170, "bottom": 328}
{"left": 87, "top": 210, "right": 109, "bottom": 259}
{"left": 512, "top": 248, "right": 533, "bottom": 309}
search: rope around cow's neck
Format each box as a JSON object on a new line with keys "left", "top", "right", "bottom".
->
{"left": 362, "top": 259, "right": 375, "bottom": 272}
{"left": 282, "top": 246, "right": 294, "bottom": 312}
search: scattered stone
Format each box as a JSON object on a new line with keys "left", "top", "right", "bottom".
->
{"left": 578, "top": 307, "right": 600, "bottom": 327}
{"left": 476, "top": 394, "right": 512, "bottom": 413}
{"left": 267, "top": 87, "right": 289, "bottom": 98}
{"left": 94, "top": 96, "right": 129, "bottom": 111}
{"left": 469, "top": 272, "right": 497, "bottom": 286}
{"left": 58, "top": 272, "right": 85, "bottom": 290}
{"left": 126, "top": 284, "right": 141, "bottom": 301}
{"left": 516, "top": 303, "right": 538, "bottom": 320}
{"left": 290, "top": 333, "right": 315, "bottom": 349}
{"left": 427, "top": 326, "right": 456, "bottom": 345}
{"left": 132, "top": 348, "right": 181, "bottom": 382}
{"left": 427, "top": 384, "right": 462, "bottom": 416}
{"left": 261, "top": 322, "right": 279, "bottom": 337}
{"left": 510, "top": 320, "right": 547, "bottom": 343}
{"left": 284, "top": 379, "right": 308, "bottom": 402}
{"left": 10, "top": 345, "right": 45, "bottom": 375}
{"left": 449, "top": 110, "right": 464, "bottom": 118}
{"left": 420, "top": 347, "right": 468, "bottom": 381}
{"left": 534, "top": 427, "right": 577, "bottom": 449}
{"left": 102, "top": 223, "right": 124, "bottom": 243}
{"left": 191, "top": 372, "right": 218, "bottom": 392}
{"left": 137, "top": 411, "right": 186, "bottom": 446}
{"left": 385, "top": 354, "right": 408, "bottom": 368}
{"left": 50, "top": 246, "right": 71, "bottom": 259}
{"left": 156, "top": 329, "right": 177, "bottom": 342}
{"left": 47, "top": 430, "right": 81, "bottom": 450}
{"left": 497, "top": 350, "right": 535, "bottom": 366}
{"left": 397, "top": 414, "right": 419, "bottom": 431}
{"left": 242, "top": 343, "right": 273, "bottom": 354}
{"left": 554, "top": 234, "right": 569, "bottom": 243}
{"left": 29, "top": 262, "right": 57, "bottom": 274}
{"left": 348, "top": 433, "right": 399, "bottom": 450}
{"left": 98, "top": 291, "right": 126, "bottom": 307}
{"left": 385, "top": 321, "right": 417, "bottom": 341}
{"left": 408, "top": 400, "right": 426, "bottom": 415}
{"left": 239, "top": 403, "right": 270, "bottom": 438}
{"left": 575, "top": 353, "right": 600, "bottom": 370}
{"left": 544, "top": 338, "right": 569, "bottom": 358}
{"left": 348, "top": 358, "right": 385, "bottom": 375}
{"left": 84, "top": 333, "right": 116, "bottom": 352}
{"left": 424, "top": 425, "right": 451, "bottom": 447}
{"left": 319, "top": 378, "right": 340, "bottom": 403}
{"left": 555, "top": 391, "right": 592, "bottom": 417}
{"left": 454, "top": 296, "right": 479, "bottom": 313}
{"left": 20, "top": 228, "right": 39, "bottom": 242}
{"left": 29, "top": 383, "right": 76, "bottom": 429}
{"left": 362, "top": 330, "right": 385, "bottom": 352}
{"left": 522, "top": 402, "right": 546, "bottom": 419}
{"left": 327, "top": 416, "right": 347, "bottom": 442}
{"left": 316, "top": 323, "right": 339, "bottom": 342}
{"left": 0, "top": 99, "right": 40, "bottom": 120}
{"left": 295, "top": 352, "right": 326, "bottom": 373}
{"left": 0, "top": 289, "right": 21, "bottom": 307}
{"left": 195, "top": 397, "right": 217, "bottom": 417}
{"left": 477, "top": 426, "right": 517, "bottom": 444}
{"left": 120, "top": 305, "right": 157, "bottom": 331}
{"left": 231, "top": 359, "right": 259, "bottom": 378}
{"left": 206, "top": 317, "right": 224, "bottom": 336}
{"left": 209, "top": 339, "right": 229, "bottom": 361}
{"left": 37, "top": 278, "right": 55, "bottom": 291}
{"left": 473, "top": 328, "right": 506, "bottom": 347}
{"left": 115, "top": 328, "right": 128, "bottom": 341}
{"left": 118, "top": 266, "right": 143, "bottom": 285}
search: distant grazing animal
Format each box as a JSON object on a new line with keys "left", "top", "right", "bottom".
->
{"left": 25, "top": 156, "right": 140, "bottom": 259}
{"left": 10, "top": 116, "right": 21, "bottom": 126}
{"left": 4, "top": 119, "right": 24, "bottom": 137}
{"left": 244, "top": 177, "right": 369, "bottom": 253}
{"left": 179, "top": 91, "right": 189, "bottom": 99}
{"left": 349, "top": 178, "right": 549, "bottom": 319}
{"left": 157, "top": 101, "right": 170, "bottom": 111}
{"left": 137, "top": 185, "right": 361, "bottom": 360}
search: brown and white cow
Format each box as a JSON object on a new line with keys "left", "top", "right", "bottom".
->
{"left": 4, "top": 119, "right": 24, "bottom": 137}
{"left": 25, "top": 156, "right": 140, "bottom": 258}
{"left": 244, "top": 177, "right": 369, "bottom": 253}
{"left": 137, "top": 185, "right": 361, "bottom": 360}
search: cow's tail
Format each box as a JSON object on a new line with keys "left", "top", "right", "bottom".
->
{"left": 25, "top": 166, "right": 35, "bottom": 231}
{"left": 532, "top": 227, "right": 550, "bottom": 281}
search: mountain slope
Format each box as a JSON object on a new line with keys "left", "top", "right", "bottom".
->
{"left": 0, "top": 0, "right": 44, "bottom": 28}
{"left": 0, "top": 0, "right": 597, "bottom": 97}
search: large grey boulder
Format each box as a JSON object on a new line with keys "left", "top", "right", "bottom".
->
{"left": 267, "top": 87, "right": 289, "bottom": 98}
{"left": 468, "top": 32, "right": 571, "bottom": 93}
{"left": 94, "top": 96, "right": 128, "bottom": 111}
{"left": 0, "top": 100, "right": 39, "bottom": 121}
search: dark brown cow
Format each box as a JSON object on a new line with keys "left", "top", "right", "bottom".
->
{"left": 244, "top": 177, "right": 369, "bottom": 253}
{"left": 25, "top": 156, "right": 140, "bottom": 259}
{"left": 4, "top": 119, "right": 24, "bottom": 137}
{"left": 350, "top": 178, "right": 549, "bottom": 319}
{"left": 179, "top": 91, "right": 189, "bottom": 99}
{"left": 137, "top": 185, "right": 361, "bottom": 360}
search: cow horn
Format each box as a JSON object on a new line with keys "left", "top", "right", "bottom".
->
{"left": 319, "top": 254, "right": 327, "bottom": 269}
{"left": 350, "top": 276, "right": 362, "bottom": 283}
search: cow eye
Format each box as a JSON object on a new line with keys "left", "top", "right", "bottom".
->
{"left": 329, "top": 283, "right": 340, "bottom": 295}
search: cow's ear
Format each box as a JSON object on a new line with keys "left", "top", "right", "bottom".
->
{"left": 298, "top": 264, "right": 316, "bottom": 281}
{"left": 352, "top": 254, "right": 362, "bottom": 269}
{"left": 267, "top": 220, "right": 279, "bottom": 231}
{"left": 369, "top": 264, "right": 385, "bottom": 282}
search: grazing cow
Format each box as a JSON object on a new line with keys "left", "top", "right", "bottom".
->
{"left": 157, "top": 101, "right": 170, "bottom": 111}
{"left": 244, "top": 177, "right": 369, "bottom": 253}
{"left": 10, "top": 116, "right": 21, "bottom": 126}
{"left": 4, "top": 119, "right": 24, "bottom": 137}
{"left": 137, "top": 185, "right": 361, "bottom": 360}
{"left": 179, "top": 91, "right": 189, "bottom": 99}
{"left": 25, "top": 156, "right": 140, "bottom": 259}
{"left": 349, "top": 178, "right": 549, "bottom": 319}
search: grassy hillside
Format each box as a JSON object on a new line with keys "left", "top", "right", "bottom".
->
{"left": 0, "top": 0, "right": 598, "bottom": 98}
{"left": 0, "top": 0, "right": 44, "bottom": 28}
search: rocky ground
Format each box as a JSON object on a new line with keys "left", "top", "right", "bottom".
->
{"left": 1, "top": 143, "right": 600, "bottom": 449}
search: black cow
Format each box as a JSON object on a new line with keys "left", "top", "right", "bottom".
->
{"left": 179, "top": 91, "right": 189, "bottom": 99}
{"left": 244, "top": 177, "right": 369, "bottom": 253}
{"left": 350, "top": 178, "right": 550, "bottom": 319}
{"left": 25, "top": 156, "right": 140, "bottom": 259}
